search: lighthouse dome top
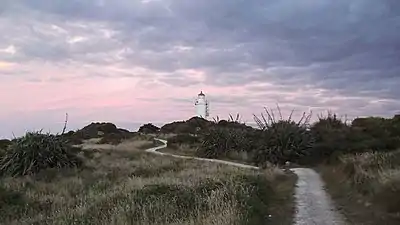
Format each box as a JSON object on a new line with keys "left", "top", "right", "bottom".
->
{"left": 198, "top": 91, "right": 205, "bottom": 96}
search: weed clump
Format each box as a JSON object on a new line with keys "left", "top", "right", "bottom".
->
{"left": 0, "top": 131, "right": 82, "bottom": 177}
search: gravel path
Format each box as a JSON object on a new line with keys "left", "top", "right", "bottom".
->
{"left": 291, "top": 168, "right": 346, "bottom": 225}
{"left": 147, "top": 138, "right": 346, "bottom": 225}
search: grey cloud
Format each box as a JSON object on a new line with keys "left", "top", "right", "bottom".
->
{"left": 1, "top": 0, "right": 400, "bottom": 116}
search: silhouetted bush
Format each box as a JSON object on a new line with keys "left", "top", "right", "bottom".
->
{"left": 138, "top": 123, "right": 160, "bottom": 134}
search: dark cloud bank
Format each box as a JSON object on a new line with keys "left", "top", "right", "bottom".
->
{"left": 1, "top": 0, "right": 400, "bottom": 118}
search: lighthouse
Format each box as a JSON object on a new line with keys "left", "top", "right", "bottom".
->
{"left": 195, "top": 91, "right": 210, "bottom": 119}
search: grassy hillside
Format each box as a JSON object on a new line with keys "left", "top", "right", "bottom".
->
{"left": 0, "top": 132, "right": 296, "bottom": 225}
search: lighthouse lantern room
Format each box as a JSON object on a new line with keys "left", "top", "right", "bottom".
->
{"left": 195, "top": 91, "right": 209, "bottom": 119}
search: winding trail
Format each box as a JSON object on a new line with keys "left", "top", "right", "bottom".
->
{"left": 145, "top": 139, "right": 258, "bottom": 169}
{"left": 146, "top": 138, "right": 346, "bottom": 225}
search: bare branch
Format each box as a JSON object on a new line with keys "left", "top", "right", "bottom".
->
{"left": 61, "top": 113, "right": 68, "bottom": 135}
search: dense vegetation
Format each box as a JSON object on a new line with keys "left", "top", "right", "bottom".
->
{"left": 0, "top": 132, "right": 295, "bottom": 225}
{"left": 162, "top": 108, "right": 400, "bottom": 224}
{"left": 167, "top": 108, "right": 400, "bottom": 167}
{"left": 1, "top": 109, "right": 399, "bottom": 224}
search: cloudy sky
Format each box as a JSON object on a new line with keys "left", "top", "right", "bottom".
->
{"left": 0, "top": 0, "right": 399, "bottom": 138}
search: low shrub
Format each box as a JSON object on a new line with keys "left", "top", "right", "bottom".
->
{"left": 197, "top": 127, "right": 237, "bottom": 159}
{"left": 0, "top": 139, "right": 11, "bottom": 158}
{"left": 160, "top": 117, "right": 213, "bottom": 134}
{"left": 167, "top": 134, "right": 200, "bottom": 149}
{"left": 63, "top": 122, "right": 133, "bottom": 144}
{"left": 138, "top": 123, "right": 160, "bottom": 133}
{"left": 0, "top": 139, "right": 11, "bottom": 150}
{"left": 98, "top": 132, "right": 135, "bottom": 145}
{"left": 0, "top": 131, "right": 82, "bottom": 177}
{"left": 309, "top": 112, "right": 351, "bottom": 163}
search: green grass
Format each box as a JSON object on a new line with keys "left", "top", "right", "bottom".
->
{"left": 0, "top": 137, "right": 296, "bottom": 225}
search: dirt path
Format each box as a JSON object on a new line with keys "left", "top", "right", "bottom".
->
{"left": 146, "top": 138, "right": 346, "bottom": 225}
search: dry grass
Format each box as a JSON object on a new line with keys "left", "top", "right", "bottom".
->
{"left": 320, "top": 150, "right": 400, "bottom": 225}
{"left": 160, "top": 144, "right": 198, "bottom": 157}
{"left": 155, "top": 133, "right": 178, "bottom": 140}
{"left": 160, "top": 143, "right": 255, "bottom": 166}
{"left": 0, "top": 137, "right": 296, "bottom": 225}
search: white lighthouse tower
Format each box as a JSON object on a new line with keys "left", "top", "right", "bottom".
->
{"left": 195, "top": 91, "right": 210, "bottom": 119}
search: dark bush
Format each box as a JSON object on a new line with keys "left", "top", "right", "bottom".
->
{"left": 98, "top": 132, "right": 136, "bottom": 145}
{"left": 167, "top": 134, "right": 200, "bottom": 149}
{"left": 197, "top": 126, "right": 260, "bottom": 160}
{"left": 197, "top": 127, "right": 235, "bottom": 158}
{"left": 309, "top": 113, "right": 352, "bottom": 163}
{"left": 309, "top": 113, "right": 400, "bottom": 164}
{"left": 160, "top": 117, "right": 213, "bottom": 134}
{"left": 0, "top": 131, "right": 82, "bottom": 177}
{"left": 196, "top": 108, "right": 400, "bottom": 166}
{"left": 253, "top": 120, "right": 314, "bottom": 166}
{"left": 138, "top": 123, "right": 160, "bottom": 134}
{"left": 0, "top": 139, "right": 11, "bottom": 150}
{"left": 63, "top": 122, "right": 134, "bottom": 145}
{"left": 253, "top": 108, "right": 314, "bottom": 166}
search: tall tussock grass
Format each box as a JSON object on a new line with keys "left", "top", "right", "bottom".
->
{"left": 0, "top": 131, "right": 82, "bottom": 177}
{"left": 325, "top": 150, "right": 400, "bottom": 220}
